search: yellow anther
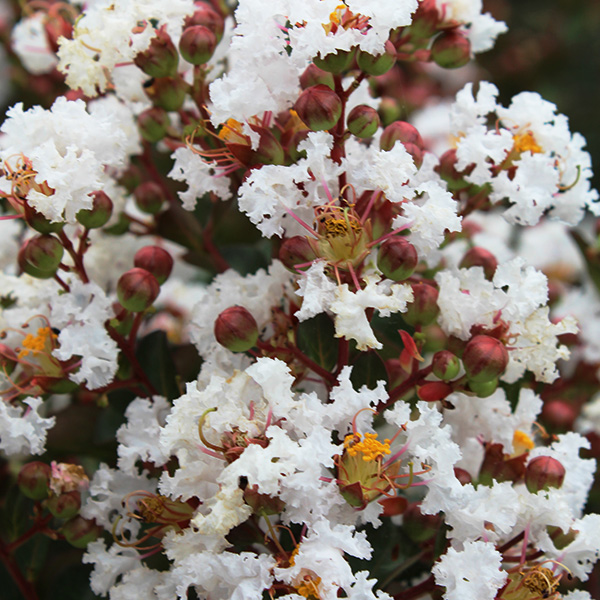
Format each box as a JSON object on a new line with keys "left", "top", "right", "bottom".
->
{"left": 344, "top": 432, "right": 391, "bottom": 462}
{"left": 18, "top": 327, "right": 56, "bottom": 359}
{"left": 513, "top": 131, "right": 542, "bottom": 155}
{"left": 217, "top": 118, "right": 246, "bottom": 143}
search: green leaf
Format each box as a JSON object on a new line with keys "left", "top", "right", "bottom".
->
{"left": 136, "top": 330, "right": 181, "bottom": 400}
{"left": 350, "top": 350, "right": 388, "bottom": 389}
{"left": 296, "top": 313, "right": 338, "bottom": 371}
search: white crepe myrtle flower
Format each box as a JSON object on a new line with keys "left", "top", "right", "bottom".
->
{"left": 0, "top": 97, "right": 130, "bottom": 223}
{"left": 12, "top": 13, "right": 58, "bottom": 75}
{"left": 433, "top": 540, "right": 507, "bottom": 600}
{"left": 0, "top": 397, "right": 55, "bottom": 456}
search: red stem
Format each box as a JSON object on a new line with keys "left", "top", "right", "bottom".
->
{"left": 6, "top": 515, "right": 52, "bottom": 553}
{"left": 58, "top": 231, "right": 89, "bottom": 283}
{"left": 0, "top": 539, "right": 39, "bottom": 600}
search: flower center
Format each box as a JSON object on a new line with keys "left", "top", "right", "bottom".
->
{"left": 512, "top": 131, "right": 542, "bottom": 155}
{"left": 18, "top": 327, "right": 57, "bottom": 359}
{"left": 344, "top": 432, "right": 391, "bottom": 462}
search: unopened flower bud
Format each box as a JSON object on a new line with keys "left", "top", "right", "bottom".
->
{"left": 542, "top": 400, "right": 577, "bottom": 430}
{"left": 76, "top": 191, "right": 113, "bottom": 229}
{"left": 463, "top": 335, "right": 509, "bottom": 383}
{"left": 294, "top": 85, "right": 342, "bottom": 132}
{"left": 431, "top": 29, "right": 471, "bottom": 69}
{"left": 18, "top": 243, "right": 55, "bottom": 279}
{"left": 134, "top": 27, "right": 179, "bottom": 78}
{"left": 279, "top": 236, "right": 317, "bottom": 270}
{"left": 380, "top": 121, "right": 424, "bottom": 152}
{"left": 119, "top": 165, "right": 142, "bottom": 194}
{"left": 144, "top": 76, "right": 188, "bottom": 112}
{"left": 525, "top": 456, "right": 566, "bottom": 493}
{"left": 454, "top": 467, "right": 472, "bottom": 485}
{"left": 214, "top": 306, "right": 259, "bottom": 352}
{"left": 18, "top": 461, "right": 51, "bottom": 500}
{"left": 61, "top": 516, "right": 102, "bottom": 548}
{"left": 134, "top": 181, "right": 165, "bottom": 214}
{"left": 179, "top": 25, "right": 217, "bottom": 65}
{"left": 356, "top": 41, "right": 397, "bottom": 76}
{"left": 134, "top": 246, "right": 173, "bottom": 284}
{"left": 378, "top": 96, "right": 402, "bottom": 126}
{"left": 347, "top": 105, "right": 380, "bottom": 138}
{"left": 432, "top": 350, "right": 460, "bottom": 381}
{"left": 137, "top": 107, "right": 170, "bottom": 143}
{"left": 22, "top": 234, "right": 64, "bottom": 273}
{"left": 184, "top": 3, "right": 225, "bottom": 41}
{"left": 409, "top": 0, "right": 441, "bottom": 39}
{"left": 403, "top": 283, "right": 439, "bottom": 326}
{"left": 468, "top": 377, "right": 498, "bottom": 398}
{"left": 377, "top": 237, "right": 418, "bottom": 281}
{"left": 24, "top": 204, "right": 63, "bottom": 234}
{"left": 300, "top": 64, "right": 335, "bottom": 90}
{"left": 117, "top": 268, "right": 160, "bottom": 312}
{"left": 47, "top": 490, "right": 81, "bottom": 520}
{"left": 313, "top": 48, "right": 355, "bottom": 74}
{"left": 460, "top": 247, "right": 498, "bottom": 280}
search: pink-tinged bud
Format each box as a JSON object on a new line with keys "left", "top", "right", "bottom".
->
{"left": 179, "top": 25, "right": 217, "bottom": 65}
{"left": 24, "top": 204, "right": 63, "bottom": 234}
{"left": 313, "top": 48, "right": 355, "bottom": 73}
{"left": 22, "top": 234, "right": 64, "bottom": 273}
{"left": 460, "top": 247, "right": 498, "bottom": 280}
{"left": 377, "top": 237, "right": 418, "bottom": 281}
{"left": 184, "top": 3, "right": 225, "bottom": 41}
{"left": 214, "top": 306, "right": 259, "bottom": 352}
{"left": 76, "top": 191, "right": 113, "bottom": 229}
{"left": 432, "top": 350, "right": 460, "bottom": 381}
{"left": 468, "top": 377, "right": 498, "bottom": 398}
{"left": 542, "top": 400, "right": 577, "bottom": 430}
{"left": 403, "top": 502, "right": 440, "bottom": 542}
{"left": 117, "top": 268, "right": 160, "bottom": 312}
{"left": 463, "top": 335, "right": 509, "bottom": 383}
{"left": 134, "top": 27, "right": 179, "bottom": 78}
{"left": 18, "top": 243, "right": 55, "bottom": 279}
{"left": 18, "top": 461, "right": 51, "bottom": 500}
{"left": 294, "top": 85, "right": 343, "bottom": 132}
{"left": 300, "top": 64, "right": 335, "bottom": 90}
{"left": 134, "top": 246, "right": 173, "bottom": 285}
{"left": 380, "top": 121, "right": 424, "bottom": 152}
{"left": 47, "top": 490, "right": 81, "bottom": 520}
{"left": 134, "top": 181, "right": 166, "bottom": 214}
{"left": 137, "top": 107, "right": 170, "bottom": 143}
{"left": 454, "top": 467, "right": 472, "bottom": 485}
{"left": 347, "top": 104, "right": 380, "bottom": 138}
{"left": 431, "top": 29, "right": 471, "bottom": 69}
{"left": 144, "top": 76, "right": 188, "bottom": 111}
{"left": 279, "top": 236, "right": 317, "bottom": 270}
{"left": 436, "top": 148, "right": 473, "bottom": 192}
{"left": 119, "top": 165, "right": 142, "bottom": 193}
{"left": 422, "top": 324, "right": 447, "bottom": 354}
{"left": 403, "top": 283, "right": 439, "bottom": 327}
{"left": 61, "top": 516, "right": 102, "bottom": 548}
{"left": 356, "top": 41, "right": 397, "bottom": 76}
{"left": 525, "top": 456, "right": 566, "bottom": 493}
{"left": 418, "top": 381, "right": 453, "bottom": 402}
{"left": 409, "top": 0, "right": 441, "bottom": 39}
{"left": 378, "top": 96, "right": 402, "bottom": 126}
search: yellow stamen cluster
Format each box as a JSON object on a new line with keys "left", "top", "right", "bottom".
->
{"left": 18, "top": 327, "right": 56, "bottom": 359}
{"left": 512, "top": 430, "right": 535, "bottom": 457}
{"left": 296, "top": 577, "right": 322, "bottom": 599}
{"left": 513, "top": 132, "right": 542, "bottom": 155}
{"left": 217, "top": 118, "right": 246, "bottom": 143}
{"left": 521, "top": 566, "right": 559, "bottom": 598}
{"left": 344, "top": 432, "right": 391, "bottom": 462}
{"left": 322, "top": 216, "right": 362, "bottom": 239}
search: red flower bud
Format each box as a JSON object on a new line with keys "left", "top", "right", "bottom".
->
{"left": 377, "top": 237, "right": 418, "bottom": 281}
{"left": 403, "top": 283, "right": 439, "bottom": 327}
{"left": 313, "top": 48, "right": 355, "bottom": 73}
{"left": 356, "top": 41, "right": 397, "bottom": 76}
{"left": 417, "top": 381, "right": 453, "bottom": 402}
{"left": 463, "top": 335, "right": 509, "bottom": 383}
{"left": 454, "top": 467, "right": 472, "bottom": 485}
{"left": 542, "top": 400, "right": 577, "bottom": 430}
{"left": 61, "top": 516, "right": 102, "bottom": 548}
{"left": 144, "top": 76, "right": 188, "bottom": 112}
{"left": 525, "top": 456, "right": 566, "bottom": 493}
{"left": 184, "top": 3, "right": 225, "bottom": 41}
{"left": 18, "top": 461, "right": 51, "bottom": 500}
{"left": 22, "top": 234, "right": 64, "bottom": 273}
{"left": 76, "top": 191, "right": 113, "bottom": 229}
{"left": 47, "top": 490, "right": 81, "bottom": 520}
{"left": 134, "top": 246, "right": 173, "bottom": 285}
{"left": 347, "top": 104, "right": 380, "bottom": 138}
{"left": 409, "top": 0, "right": 441, "bottom": 39}
{"left": 380, "top": 121, "right": 424, "bottom": 152}
{"left": 278, "top": 236, "right": 317, "bottom": 271}
{"left": 137, "top": 107, "right": 170, "bottom": 143}
{"left": 214, "top": 306, "right": 259, "bottom": 352}
{"left": 432, "top": 350, "right": 460, "bottom": 381}
{"left": 134, "top": 27, "right": 179, "bottom": 78}
{"left": 431, "top": 29, "right": 471, "bottom": 69}
{"left": 179, "top": 25, "right": 217, "bottom": 65}
{"left": 300, "top": 64, "right": 335, "bottom": 90}
{"left": 460, "top": 247, "right": 498, "bottom": 280}
{"left": 134, "top": 181, "right": 166, "bottom": 214}
{"left": 294, "top": 85, "right": 342, "bottom": 132}
{"left": 117, "top": 268, "right": 160, "bottom": 312}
